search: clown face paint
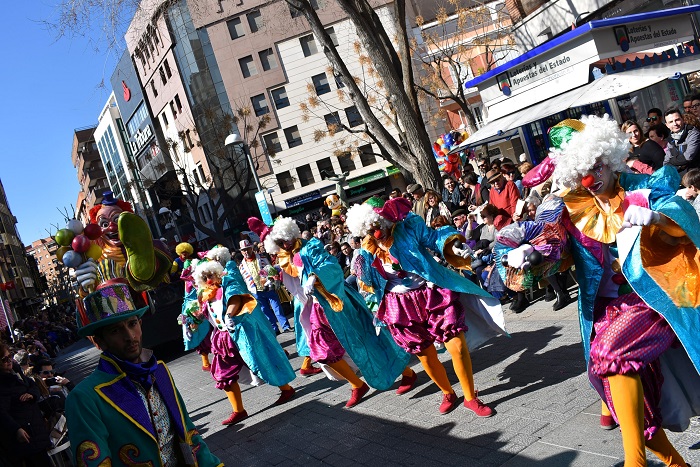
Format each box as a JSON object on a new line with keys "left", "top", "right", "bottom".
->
{"left": 582, "top": 161, "right": 614, "bottom": 197}
{"left": 96, "top": 205, "right": 124, "bottom": 248}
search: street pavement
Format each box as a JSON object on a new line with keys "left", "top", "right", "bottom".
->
{"left": 57, "top": 287, "right": 700, "bottom": 466}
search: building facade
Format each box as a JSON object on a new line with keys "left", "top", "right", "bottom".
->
{"left": 73, "top": 126, "right": 110, "bottom": 225}
{"left": 26, "top": 237, "right": 71, "bottom": 306}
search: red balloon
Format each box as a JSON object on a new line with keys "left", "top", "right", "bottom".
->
{"left": 72, "top": 235, "right": 91, "bottom": 253}
{"left": 83, "top": 223, "right": 103, "bottom": 240}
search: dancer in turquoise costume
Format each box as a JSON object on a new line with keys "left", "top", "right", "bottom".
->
{"left": 249, "top": 216, "right": 412, "bottom": 408}
{"left": 183, "top": 246, "right": 296, "bottom": 425}
{"left": 345, "top": 197, "right": 506, "bottom": 416}
{"left": 524, "top": 115, "right": 700, "bottom": 467}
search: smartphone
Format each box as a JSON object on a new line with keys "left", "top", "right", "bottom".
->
{"left": 44, "top": 377, "right": 57, "bottom": 386}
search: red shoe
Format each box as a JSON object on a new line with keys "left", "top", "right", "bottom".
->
{"left": 202, "top": 365, "right": 211, "bottom": 372}
{"left": 222, "top": 410, "right": 248, "bottom": 425}
{"left": 396, "top": 371, "right": 418, "bottom": 395}
{"left": 300, "top": 366, "right": 323, "bottom": 376}
{"left": 600, "top": 414, "right": 617, "bottom": 430}
{"left": 464, "top": 397, "right": 493, "bottom": 417}
{"left": 275, "top": 387, "right": 296, "bottom": 405}
{"left": 345, "top": 383, "right": 370, "bottom": 408}
{"left": 439, "top": 392, "right": 458, "bottom": 414}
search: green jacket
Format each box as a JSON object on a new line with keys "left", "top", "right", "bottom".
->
{"left": 66, "top": 353, "right": 222, "bottom": 467}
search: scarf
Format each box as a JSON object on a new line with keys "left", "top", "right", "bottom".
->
{"left": 106, "top": 351, "right": 159, "bottom": 391}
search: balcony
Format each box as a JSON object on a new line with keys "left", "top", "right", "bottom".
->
{"left": 139, "top": 149, "right": 175, "bottom": 187}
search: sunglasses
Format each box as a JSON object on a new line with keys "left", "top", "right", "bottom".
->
{"left": 502, "top": 171, "right": 515, "bottom": 175}
{"left": 1, "top": 355, "right": 12, "bottom": 363}
{"left": 40, "top": 370, "right": 55, "bottom": 375}
{"left": 684, "top": 104, "right": 700, "bottom": 110}
{"left": 646, "top": 116, "right": 659, "bottom": 122}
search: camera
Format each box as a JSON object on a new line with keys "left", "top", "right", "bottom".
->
{"left": 44, "top": 377, "right": 57, "bottom": 386}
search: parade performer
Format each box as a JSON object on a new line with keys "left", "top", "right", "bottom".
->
{"left": 238, "top": 239, "right": 292, "bottom": 333}
{"left": 72, "top": 191, "right": 172, "bottom": 294}
{"left": 66, "top": 283, "right": 222, "bottom": 466}
{"left": 179, "top": 256, "right": 212, "bottom": 372}
{"left": 172, "top": 242, "right": 194, "bottom": 276}
{"left": 345, "top": 197, "right": 506, "bottom": 415}
{"left": 186, "top": 246, "right": 296, "bottom": 425}
{"left": 530, "top": 115, "right": 700, "bottom": 467}
{"left": 248, "top": 216, "right": 412, "bottom": 408}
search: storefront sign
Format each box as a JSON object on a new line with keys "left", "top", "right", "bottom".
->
{"left": 348, "top": 170, "right": 386, "bottom": 188}
{"left": 130, "top": 124, "right": 153, "bottom": 154}
{"left": 284, "top": 190, "right": 321, "bottom": 208}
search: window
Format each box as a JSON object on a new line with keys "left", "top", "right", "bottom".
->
{"left": 263, "top": 132, "right": 282, "bottom": 153}
{"left": 316, "top": 157, "right": 334, "bottom": 177}
{"left": 227, "top": 17, "right": 245, "bottom": 40}
{"left": 185, "top": 130, "right": 194, "bottom": 148}
{"left": 284, "top": 125, "right": 302, "bottom": 148}
{"left": 150, "top": 81, "right": 158, "bottom": 97}
{"left": 251, "top": 94, "right": 269, "bottom": 116}
{"left": 277, "top": 171, "right": 295, "bottom": 193}
{"left": 359, "top": 144, "right": 377, "bottom": 166}
{"left": 271, "top": 87, "right": 289, "bottom": 109}
{"left": 159, "top": 66, "right": 167, "bottom": 85}
{"left": 288, "top": 4, "right": 303, "bottom": 18}
{"left": 161, "top": 112, "right": 169, "bottom": 127}
{"left": 174, "top": 94, "right": 183, "bottom": 113}
{"left": 258, "top": 48, "right": 278, "bottom": 71}
{"left": 325, "top": 27, "right": 339, "bottom": 47}
{"left": 338, "top": 152, "right": 356, "bottom": 172}
{"left": 345, "top": 106, "right": 363, "bottom": 127}
{"left": 164, "top": 59, "right": 172, "bottom": 78}
{"left": 247, "top": 11, "right": 264, "bottom": 32}
{"left": 169, "top": 101, "right": 177, "bottom": 117}
{"left": 312, "top": 73, "right": 330, "bottom": 95}
{"left": 324, "top": 112, "right": 343, "bottom": 132}
{"left": 192, "top": 169, "right": 200, "bottom": 185}
{"left": 297, "top": 164, "right": 314, "bottom": 187}
{"left": 310, "top": 0, "right": 323, "bottom": 9}
{"left": 300, "top": 35, "right": 318, "bottom": 57}
{"left": 239, "top": 55, "right": 258, "bottom": 78}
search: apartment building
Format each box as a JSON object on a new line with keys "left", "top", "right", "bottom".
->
{"left": 73, "top": 126, "right": 110, "bottom": 224}
{"left": 26, "top": 237, "right": 71, "bottom": 306}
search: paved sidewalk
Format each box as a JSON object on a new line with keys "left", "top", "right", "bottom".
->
{"left": 58, "top": 291, "right": 700, "bottom": 466}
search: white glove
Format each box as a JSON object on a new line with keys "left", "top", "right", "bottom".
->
{"left": 621, "top": 205, "right": 660, "bottom": 229}
{"left": 303, "top": 275, "right": 317, "bottom": 296}
{"left": 71, "top": 259, "right": 98, "bottom": 289}
{"left": 452, "top": 243, "right": 473, "bottom": 259}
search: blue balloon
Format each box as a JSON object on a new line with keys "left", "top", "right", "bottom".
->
{"left": 62, "top": 250, "right": 82, "bottom": 268}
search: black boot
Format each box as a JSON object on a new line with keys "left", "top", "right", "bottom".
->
{"left": 510, "top": 291, "right": 528, "bottom": 313}
{"left": 549, "top": 273, "right": 571, "bottom": 311}
{"left": 544, "top": 285, "right": 555, "bottom": 302}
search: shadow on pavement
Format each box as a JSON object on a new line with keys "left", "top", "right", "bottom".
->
{"left": 204, "top": 398, "right": 586, "bottom": 466}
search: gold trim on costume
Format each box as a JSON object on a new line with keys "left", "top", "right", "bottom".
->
{"left": 76, "top": 440, "right": 112, "bottom": 467}
{"left": 563, "top": 183, "right": 625, "bottom": 244}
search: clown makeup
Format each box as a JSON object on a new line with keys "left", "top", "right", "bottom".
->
{"left": 275, "top": 238, "right": 296, "bottom": 251}
{"left": 582, "top": 161, "right": 614, "bottom": 197}
{"left": 96, "top": 205, "right": 124, "bottom": 247}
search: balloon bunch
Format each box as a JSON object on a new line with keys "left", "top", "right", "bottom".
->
{"left": 432, "top": 129, "right": 469, "bottom": 180}
{"left": 53, "top": 220, "right": 103, "bottom": 269}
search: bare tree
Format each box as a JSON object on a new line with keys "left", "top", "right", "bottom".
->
{"left": 412, "top": 1, "right": 516, "bottom": 134}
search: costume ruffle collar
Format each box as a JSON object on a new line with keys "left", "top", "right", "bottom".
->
{"left": 562, "top": 181, "right": 625, "bottom": 244}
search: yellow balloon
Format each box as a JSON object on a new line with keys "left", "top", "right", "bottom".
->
{"left": 86, "top": 243, "right": 103, "bottom": 261}
{"left": 56, "top": 246, "right": 71, "bottom": 263}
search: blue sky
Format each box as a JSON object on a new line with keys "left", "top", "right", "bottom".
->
{"left": 0, "top": 2, "right": 124, "bottom": 244}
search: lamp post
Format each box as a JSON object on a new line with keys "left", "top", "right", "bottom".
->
{"left": 158, "top": 207, "right": 181, "bottom": 243}
{"left": 267, "top": 188, "right": 278, "bottom": 217}
{"left": 225, "top": 133, "right": 263, "bottom": 192}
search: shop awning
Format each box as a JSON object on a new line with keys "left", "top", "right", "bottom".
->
{"left": 455, "top": 53, "right": 700, "bottom": 150}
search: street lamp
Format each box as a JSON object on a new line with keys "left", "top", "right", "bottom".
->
{"left": 267, "top": 188, "right": 278, "bottom": 217}
{"left": 158, "top": 207, "right": 181, "bottom": 243}
{"left": 225, "top": 133, "right": 263, "bottom": 192}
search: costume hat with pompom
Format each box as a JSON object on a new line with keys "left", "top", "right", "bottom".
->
{"left": 374, "top": 197, "right": 412, "bottom": 223}
{"left": 247, "top": 217, "right": 272, "bottom": 242}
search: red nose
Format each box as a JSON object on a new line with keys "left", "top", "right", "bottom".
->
{"left": 581, "top": 175, "right": 595, "bottom": 188}
{"left": 373, "top": 230, "right": 383, "bottom": 239}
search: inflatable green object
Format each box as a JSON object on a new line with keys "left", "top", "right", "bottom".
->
{"left": 118, "top": 212, "right": 172, "bottom": 291}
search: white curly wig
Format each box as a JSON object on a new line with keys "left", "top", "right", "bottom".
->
{"left": 551, "top": 114, "right": 629, "bottom": 189}
{"left": 345, "top": 203, "right": 393, "bottom": 237}
{"left": 193, "top": 260, "right": 224, "bottom": 289}
{"left": 264, "top": 217, "right": 301, "bottom": 254}
{"left": 206, "top": 246, "right": 231, "bottom": 266}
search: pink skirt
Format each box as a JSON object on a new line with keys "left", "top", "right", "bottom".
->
{"left": 589, "top": 293, "right": 678, "bottom": 440}
{"left": 209, "top": 328, "right": 245, "bottom": 390}
{"left": 308, "top": 302, "right": 345, "bottom": 365}
{"left": 377, "top": 284, "right": 467, "bottom": 354}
